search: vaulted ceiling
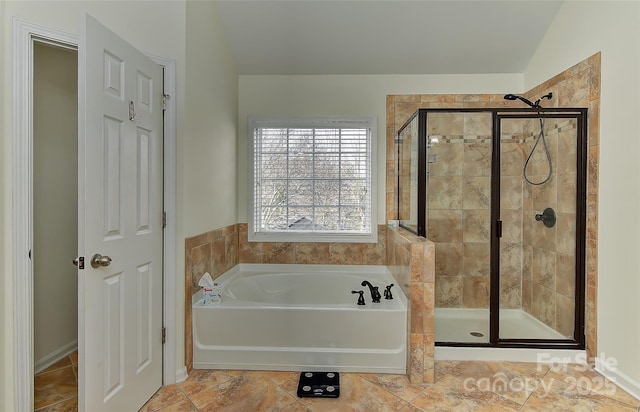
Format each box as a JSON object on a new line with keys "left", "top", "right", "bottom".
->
{"left": 215, "top": 0, "right": 563, "bottom": 75}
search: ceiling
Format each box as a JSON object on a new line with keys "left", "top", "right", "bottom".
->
{"left": 215, "top": 0, "right": 563, "bottom": 76}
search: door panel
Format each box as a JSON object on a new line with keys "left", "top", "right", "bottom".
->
{"left": 78, "top": 14, "right": 163, "bottom": 411}
{"left": 498, "top": 115, "right": 577, "bottom": 340}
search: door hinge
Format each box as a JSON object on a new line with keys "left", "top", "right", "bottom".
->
{"left": 162, "top": 93, "right": 170, "bottom": 110}
{"left": 162, "top": 211, "right": 167, "bottom": 228}
{"left": 496, "top": 220, "right": 503, "bottom": 238}
{"left": 162, "top": 327, "right": 166, "bottom": 344}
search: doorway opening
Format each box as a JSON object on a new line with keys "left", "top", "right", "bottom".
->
{"left": 32, "top": 41, "right": 79, "bottom": 410}
{"left": 12, "top": 19, "right": 178, "bottom": 411}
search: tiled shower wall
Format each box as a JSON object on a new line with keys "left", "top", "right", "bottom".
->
{"left": 520, "top": 117, "right": 578, "bottom": 337}
{"left": 386, "top": 52, "right": 600, "bottom": 358}
{"left": 525, "top": 54, "right": 601, "bottom": 354}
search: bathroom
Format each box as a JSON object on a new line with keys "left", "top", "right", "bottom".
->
{"left": 3, "top": 1, "right": 640, "bottom": 411}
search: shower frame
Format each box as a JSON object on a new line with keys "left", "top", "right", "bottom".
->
{"left": 397, "top": 107, "right": 588, "bottom": 350}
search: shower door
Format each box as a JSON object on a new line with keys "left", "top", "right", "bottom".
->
{"left": 397, "top": 107, "right": 587, "bottom": 349}
{"left": 494, "top": 110, "right": 587, "bottom": 346}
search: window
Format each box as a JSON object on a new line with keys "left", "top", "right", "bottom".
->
{"left": 248, "top": 116, "right": 377, "bottom": 243}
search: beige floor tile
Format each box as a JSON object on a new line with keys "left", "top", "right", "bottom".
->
{"left": 178, "top": 369, "right": 241, "bottom": 396}
{"left": 434, "top": 361, "right": 459, "bottom": 382}
{"left": 150, "top": 399, "right": 198, "bottom": 412}
{"left": 188, "top": 373, "right": 296, "bottom": 412}
{"left": 37, "top": 357, "right": 72, "bottom": 375}
{"left": 140, "top": 385, "right": 190, "bottom": 412}
{"left": 37, "top": 396, "right": 78, "bottom": 412}
{"left": 275, "top": 400, "right": 313, "bottom": 412}
{"left": 33, "top": 361, "right": 640, "bottom": 412}
{"left": 544, "top": 363, "right": 640, "bottom": 409}
{"left": 34, "top": 366, "right": 78, "bottom": 410}
{"left": 358, "top": 373, "right": 430, "bottom": 402}
{"left": 410, "top": 374, "right": 521, "bottom": 412}
{"left": 522, "top": 375, "right": 637, "bottom": 412}
{"left": 447, "top": 361, "right": 547, "bottom": 405}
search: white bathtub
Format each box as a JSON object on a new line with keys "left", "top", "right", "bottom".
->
{"left": 192, "top": 264, "right": 407, "bottom": 373}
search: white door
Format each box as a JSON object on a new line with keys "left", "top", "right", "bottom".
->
{"left": 78, "top": 14, "right": 164, "bottom": 411}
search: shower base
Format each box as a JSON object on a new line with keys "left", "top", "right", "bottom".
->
{"left": 435, "top": 308, "right": 566, "bottom": 343}
{"left": 434, "top": 308, "right": 585, "bottom": 363}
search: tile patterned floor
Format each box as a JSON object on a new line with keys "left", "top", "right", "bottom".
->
{"left": 34, "top": 352, "right": 78, "bottom": 411}
{"left": 35, "top": 359, "right": 640, "bottom": 411}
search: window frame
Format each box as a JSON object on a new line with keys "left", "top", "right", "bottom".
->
{"left": 248, "top": 115, "right": 378, "bottom": 243}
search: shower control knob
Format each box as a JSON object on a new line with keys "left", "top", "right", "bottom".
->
{"left": 535, "top": 207, "right": 556, "bottom": 228}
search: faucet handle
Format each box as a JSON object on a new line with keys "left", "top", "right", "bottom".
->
{"left": 351, "top": 290, "right": 365, "bottom": 305}
{"left": 371, "top": 286, "right": 381, "bottom": 303}
{"left": 384, "top": 284, "right": 394, "bottom": 300}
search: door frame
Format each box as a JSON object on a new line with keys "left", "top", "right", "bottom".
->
{"left": 12, "top": 18, "right": 178, "bottom": 411}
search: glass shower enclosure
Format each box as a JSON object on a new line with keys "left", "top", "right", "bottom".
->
{"left": 397, "top": 108, "right": 587, "bottom": 349}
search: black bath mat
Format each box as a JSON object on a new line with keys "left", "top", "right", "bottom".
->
{"left": 297, "top": 372, "right": 340, "bottom": 398}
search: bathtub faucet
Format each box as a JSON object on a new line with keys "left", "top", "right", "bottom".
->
{"left": 361, "top": 281, "right": 381, "bottom": 303}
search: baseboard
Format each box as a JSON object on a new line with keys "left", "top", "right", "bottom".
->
{"left": 595, "top": 357, "right": 640, "bottom": 401}
{"left": 175, "top": 366, "right": 188, "bottom": 383}
{"left": 34, "top": 340, "right": 78, "bottom": 374}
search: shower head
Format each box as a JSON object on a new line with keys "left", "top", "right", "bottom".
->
{"left": 504, "top": 92, "right": 553, "bottom": 108}
{"left": 503, "top": 94, "right": 536, "bottom": 108}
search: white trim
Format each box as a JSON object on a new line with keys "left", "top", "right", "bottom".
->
{"left": 12, "top": 19, "right": 180, "bottom": 411}
{"left": 175, "top": 366, "right": 189, "bottom": 384}
{"left": 595, "top": 357, "right": 640, "bottom": 401}
{"left": 34, "top": 340, "right": 78, "bottom": 374}
{"left": 12, "top": 18, "right": 77, "bottom": 412}
{"left": 146, "top": 53, "right": 180, "bottom": 385}
{"left": 435, "top": 347, "right": 587, "bottom": 363}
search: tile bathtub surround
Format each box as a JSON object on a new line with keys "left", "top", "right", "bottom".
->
{"left": 387, "top": 227, "right": 435, "bottom": 384}
{"left": 184, "top": 224, "right": 388, "bottom": 374}
{"left": 237, "top": 223, "right": 387, "bottom": 265}
{"left": 141, "top": 361, "right": 640, "bottom": 412}
{"left": 386, "top": 53, "right": 600, "bottom": 358}
{"left": 184, "top": 224, "right": 239, "bottom": 373}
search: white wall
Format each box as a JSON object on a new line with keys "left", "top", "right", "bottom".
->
{"left": 33, "top": 43, "right": 78, "bottom": 367}
{"left": 0, "top": 2, "right": 188, "bottom": 410}
{"left": 184, "top": 0, "right": 238, "bottom": 236}
{"left": 525, "top": 0, "right": 640, "bottom": 388}
{"left": 237, "top": 74, "right": 523, "bottom": 223}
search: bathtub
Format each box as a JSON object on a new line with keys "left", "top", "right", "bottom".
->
{"left": 192, "top": 264, "right": 407, "bottom": 373}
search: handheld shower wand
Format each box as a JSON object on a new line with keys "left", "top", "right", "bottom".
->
{"left": 503, "top": 92, "right": 554, "bottom": 185}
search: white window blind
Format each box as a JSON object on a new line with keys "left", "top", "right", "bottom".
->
{"left": 249, "top": 116, "right": 377, "bottom": 243}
